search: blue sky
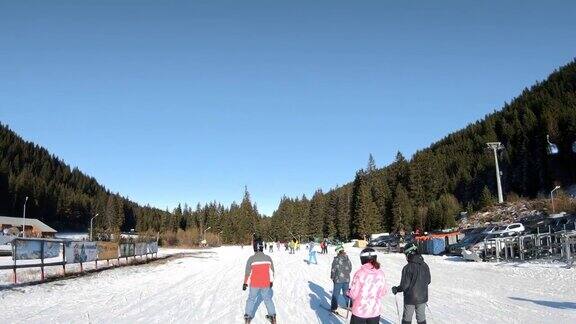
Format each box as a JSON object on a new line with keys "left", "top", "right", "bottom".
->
{"left": 1, "top": 0, "right": 575, "bottom": 215}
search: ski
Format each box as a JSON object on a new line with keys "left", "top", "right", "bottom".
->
{"left": 320, "top": 305, "right": 347, "bottom": 319}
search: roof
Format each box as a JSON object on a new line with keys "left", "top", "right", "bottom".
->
{"left": 0, "top": 216, "right": 57, "bottom": 233}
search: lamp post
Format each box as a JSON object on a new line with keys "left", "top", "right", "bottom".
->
{"left": 551, "top": 186, "right": 561, "bottom": 214}
{"left": 22, "top": 196, "right": 28, "bottom": 238}
{"left": 90, "top": 213, "right": 99, "bottom": 241}
{"left": 487, "top": 142, "right": 504, "bottom": 203}
{"left": 203, "top": 226, "right": 211, "bottom": 241}
{"left": 547, "top": 135, "right": 559, "bottom": 155}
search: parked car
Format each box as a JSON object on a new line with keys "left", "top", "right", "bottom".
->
{"left": 482, "top": 225, "right": 500, "bottom": 234}
{"left": 491, "top": 223, "right": 525, "bottom": 237}
{"left": 447, "top": 233, "right": 488, "bottom": 255}
{"left": 550, "top": 214, "right": 576, "bottom": 232}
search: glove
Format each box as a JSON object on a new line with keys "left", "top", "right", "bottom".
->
{"left": 242, "top": 283, "right": 248, "bottom": 291}
{"left": 270, "top": 282, "right": 273, "bottom": 288}
{"left": 392, "top": 286, "right": 398, "bottom": 295}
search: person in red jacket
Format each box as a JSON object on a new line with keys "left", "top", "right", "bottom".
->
{"left": 243, "top": 237, "right": 276, "bottom": 324}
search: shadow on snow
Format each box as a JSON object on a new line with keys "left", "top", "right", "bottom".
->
{"left": 509, "top": 297, "right": 576, "bottom": 310}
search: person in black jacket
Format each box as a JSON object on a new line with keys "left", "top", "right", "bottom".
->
{"left": 391, "top": 242, "right": 431, "bottom": 324}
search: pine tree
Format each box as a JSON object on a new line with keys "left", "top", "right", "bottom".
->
{"left": 392, "top": 184, "right": 413, "bottom": 232}
{"left": 350, "top": 171, "right": 380, "bottom": 239}
{"left": 308, "top": 189, "right": 325, "bottom": 239}
{"left": 479, "top": 186, "right": 495, "bottom": 209}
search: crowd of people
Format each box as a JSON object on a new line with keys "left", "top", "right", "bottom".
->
{"left": 242, "top": 237, "right": 431, "bottom": 324}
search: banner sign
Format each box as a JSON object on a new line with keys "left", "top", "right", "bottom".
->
{"left": 119, "top": 243, "right": 135, "bottom": 257}
{"left": 14, "top": 240, "right": 41, "bottom": 260}
{"left": 43, "top": 241, "right": 61, "bottom": 258}
{"left": 0, "top": 235, "right": 16, "bottom": 245}
{"left": 13, "top": 240, "right": 62, "bottom": 260}
{"left": 147, "top": 241, "right": 158, "bottom": 254}
{"left": 65, "top": 241, "right": 97, "bottom": 263}
{"left": 135, "top": 242, "right": 147, "bottom": 256}
{"left": 97, "top": 242, "right": 119, "bottom": 260}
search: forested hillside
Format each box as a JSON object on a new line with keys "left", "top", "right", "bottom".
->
{"left": 2, "top": 59, "right": 575, "bottom": 244}
{"left": 266, "top": 59, "right": 576, "bottom": 241}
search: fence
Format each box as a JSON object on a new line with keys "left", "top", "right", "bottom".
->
{"left": 481, "top": 229, "right": 576, "bottom": 265}
{"left": 0, "top": 238, "right": 158, "bottom": 284}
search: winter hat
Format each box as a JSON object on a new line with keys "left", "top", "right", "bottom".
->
{"left": 335, "top": 244, "right": 344, "bottom": 253}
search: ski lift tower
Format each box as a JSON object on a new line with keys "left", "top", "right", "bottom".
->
{"left": 487, "top": 142, "right": 504, "bottom": 204}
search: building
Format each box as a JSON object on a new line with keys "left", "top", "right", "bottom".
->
{"left": 0, "top": 216, "right": 57, "bottom": 238}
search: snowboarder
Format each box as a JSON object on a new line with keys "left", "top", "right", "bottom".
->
{"left": 391, "top": 242, "right": 431, "bottom": 324}
{"left": 243, "top": 237, "right": 276, "bottom": 323}
{"left": 347, "top": 247, "right": 387, "bottom": 324}
{"left": 307, "top": 239, "right": 317, "bottom": 264}
{"left": 330, "top": 244, "right": 352, "bottom": 314}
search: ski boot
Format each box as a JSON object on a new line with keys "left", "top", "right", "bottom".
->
{"left": 243, "top": 314, "right": 251, "bottom": 324}
{"left": 266, "top": 314, "right": 277, "bottom": 324}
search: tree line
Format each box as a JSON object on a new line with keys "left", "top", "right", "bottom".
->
{"left": 1, "top": 59, "right": 575, "bottom": 243}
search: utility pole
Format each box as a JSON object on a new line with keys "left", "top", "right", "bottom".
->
{"left": 487, "top": 142, "right": 504, "bottom": 204}
{"left": 22, "top": 196, "right": 29, "bottom": 238}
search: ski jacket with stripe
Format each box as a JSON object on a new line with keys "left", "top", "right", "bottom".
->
{"left": 396, "top": 253, "right": 431, "bottom": 305}
{"left": 244, "top": 252, "right": 274, "bottom": 288}
{"left": 347, "top": 263, "right": 387, "bottom": 318}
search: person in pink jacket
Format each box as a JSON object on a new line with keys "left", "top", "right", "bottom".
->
{"left": 347, "top": 247, "right": 387, "bottom": 324}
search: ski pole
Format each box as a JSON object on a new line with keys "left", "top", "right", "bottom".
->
{"left": 426, "top": 303, "right": 434, "bottom": 323}
{"left": 345, "top": 294, "right": 351, "bottom": 320}
{"left": 394, "top": 294, "right": 401, "bottom": 324}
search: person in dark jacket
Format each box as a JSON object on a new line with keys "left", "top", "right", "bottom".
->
{"left": 392, "top": 242, "right": 431, "bottom": 324}
{"left": 330, "top": 244, "right": 352, "bottom": 311}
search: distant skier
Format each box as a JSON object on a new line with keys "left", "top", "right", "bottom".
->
{"left": 307, "top": 239, "right": 317, "bottom": 264}
{"left": 322, "top": 239, "right": 328, "bottom": 254}
{"left": 347, "top": 247, "right": 387, "bottom": 324}
{"left": 269, "top": 243, "right": 273, "bottom": 253}
{"left": 330, "top": 244, "right": 352, "bottom": 313}
{"left": 243, "top": 237, "right": 276, "bottom": 323}
{"left": 392, "top": 242, "right": 431, "bottom": 324}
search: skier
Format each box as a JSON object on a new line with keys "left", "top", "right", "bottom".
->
{"left": 307, "top": 239, "right": 317, "bottom": 264}
{"left": 347, "top": 247, "right": 387, "bottom": 324}
{"left": 391, "top": 242, "right": 431, "bottom": 324}
{"left": 269, "top": 243, "right": 273, "bottom": 253}
{"left": 322, "top": 239, "right": 329, "bottom": 254}
{"left": 243, "top": 237, "right": 276, "bottom": 324}
{"left": 330, "top": 244, "right": 352, "bottom": 313}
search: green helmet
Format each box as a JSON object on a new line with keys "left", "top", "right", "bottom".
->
{"left": 403, "top": 242, "right": 418, "bottom": 256}
{"left": 335, "top": 244, "right": 344, "bottom": 253}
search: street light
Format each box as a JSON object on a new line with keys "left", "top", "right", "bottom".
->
{"left": 90, "top": 213, "right": 99, "bottom": 241}
{"left": 547, "top": 135, "right": 559, "bottom": 155}
{"left": 22, "top": 196, "right": 28, "bottom": 238}
{"left": 203, "top": 226, "right": 211, "bottom": 240}
{"left": 551, "top": 186, "right": 561, "bottom": 214}
{"left": 487, "top": 142, "right": 504, "bottom": 204}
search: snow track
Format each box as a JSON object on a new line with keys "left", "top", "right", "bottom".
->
{"left": 1, "top": 246, "right": 575, "bottom": 323}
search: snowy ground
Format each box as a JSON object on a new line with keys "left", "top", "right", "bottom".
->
{"left": 0, "top": 245, "right": 575, "bottom": 323}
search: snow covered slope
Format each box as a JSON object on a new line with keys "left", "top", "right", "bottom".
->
{"left": 0, "top": 246, "right": 575, "bottom": 323}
